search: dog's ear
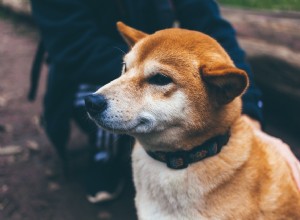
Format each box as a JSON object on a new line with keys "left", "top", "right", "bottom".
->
{"left": 201, "top": 65, "right": 249, "bottom": 105}
{"left": 117, "top": 21, "right": 148, "bottom": 47}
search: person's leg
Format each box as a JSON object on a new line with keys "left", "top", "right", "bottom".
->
{"left": 73, "top": 84, "right": 131, "bottom": 203}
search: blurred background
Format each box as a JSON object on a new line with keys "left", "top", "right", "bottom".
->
{"left": 0, "top": 0, "right": 299, "bottom": 220}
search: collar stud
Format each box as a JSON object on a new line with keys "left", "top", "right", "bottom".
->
{"left": 166, "top": 151, "right": 188, "bottom": 169}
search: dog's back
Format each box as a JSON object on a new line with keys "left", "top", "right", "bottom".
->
{"left": 251, "top": 131, "right": 300, "bottom": 218}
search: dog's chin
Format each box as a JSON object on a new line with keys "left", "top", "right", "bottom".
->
{"left": 90, "top": 114, "right": 155, "bottom": 135}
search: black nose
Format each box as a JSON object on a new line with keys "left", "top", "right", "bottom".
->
{"left": 84, "top": 94, "right": 107, "bottom": 116}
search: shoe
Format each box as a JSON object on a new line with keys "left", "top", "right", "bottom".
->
{"left": 85, "top": 153, "right": 124, "bottom": 203}
{"left": 87, "top": 179, "right": 124, "bottom": 203}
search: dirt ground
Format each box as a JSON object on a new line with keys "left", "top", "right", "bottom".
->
{"left": 0, "top": 14, "right": 299, "bottom": 220}
{"left": 0, "top": 18, "right": 137, "bottom": 220}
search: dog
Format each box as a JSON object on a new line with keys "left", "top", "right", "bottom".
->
{"left": 85, "top": 22, "right": 300, "bottom": 219}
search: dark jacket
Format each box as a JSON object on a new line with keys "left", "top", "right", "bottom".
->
{"left": 30, "top": 0, "right": 263, "bottom": 149}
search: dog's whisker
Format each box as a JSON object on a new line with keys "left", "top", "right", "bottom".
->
{"left": 114, "top": 46, "right": 126, "bottom": 55}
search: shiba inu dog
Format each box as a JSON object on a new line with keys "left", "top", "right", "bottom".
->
{"left": 85, "top": 22, "right": 300, "bottom": 219}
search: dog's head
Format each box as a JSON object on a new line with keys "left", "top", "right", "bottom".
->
{"left": 85, "top": 22, "right": 248, "bottom": 151}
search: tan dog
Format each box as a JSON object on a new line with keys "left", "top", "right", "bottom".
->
{"left": 85, "top": 22, "right": 300, "bottom": 219}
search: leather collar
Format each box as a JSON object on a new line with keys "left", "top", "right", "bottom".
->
{"left": 146, "top": 132, "right": 230, "bottom": 169}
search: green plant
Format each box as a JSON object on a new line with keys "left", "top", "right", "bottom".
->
{"left": 218, "top": 0, "right": 300, "bottom": 11}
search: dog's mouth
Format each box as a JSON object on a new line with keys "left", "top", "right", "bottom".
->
{"left": 88, "top": 113, "right": 155, "bottom": 134}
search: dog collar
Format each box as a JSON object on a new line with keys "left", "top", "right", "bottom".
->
{"left": 146, "top": 132, "right": 230, "bottom": 170}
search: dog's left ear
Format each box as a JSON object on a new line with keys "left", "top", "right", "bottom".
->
{"left": 201, "top": 65, "right": 249, "bottom": 105}
{"left": 117, "top": 21, "right": 148, "bottom": 47}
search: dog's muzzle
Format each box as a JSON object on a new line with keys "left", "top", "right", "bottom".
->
{"left": 84, "top": 94, "right": 155, "bottom": 133}
{"left": 84, "top": 94, "right": 107, "bottom": 117}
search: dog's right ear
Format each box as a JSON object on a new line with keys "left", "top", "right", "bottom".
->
{"left": 201, "top": 65, "right": 249, "bottom": 105}
{"left": 117, "top": 21, "right": 148, "bottom": 47}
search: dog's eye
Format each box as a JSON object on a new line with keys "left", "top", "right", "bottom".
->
{"left": 148, "top": 73, "right": 172, "bottom": 86}
{"left": 122, "top": 62, "right": 127, "bottom": 72}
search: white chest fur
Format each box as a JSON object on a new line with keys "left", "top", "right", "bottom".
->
{"left": 132, "top": 144, "right": 208, "bottom": 220}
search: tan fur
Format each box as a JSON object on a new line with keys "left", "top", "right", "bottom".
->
{"left": 90, "top": 22, "right": 300, "bottom": 219}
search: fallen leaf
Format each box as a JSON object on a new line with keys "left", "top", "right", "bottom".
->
{"left": 0, "top": 96, "right": 7, "bottom": 107}
{"left": 0, "top": 145, "right": 22, "bottom": 156}
{"left": 26, "top": 140, "right": 39, "bottom": 151}
{"left": 48, "top": 182, "right": 60, "bottom": 192}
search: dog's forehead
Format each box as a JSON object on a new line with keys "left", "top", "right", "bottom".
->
{"left": 122, "top": 28, "right": 232, "bottom": 80}
{"left": 124, "top": 48, "right": 138, "bottom": 68}
{"left": 124, "top": 36, "right": 197, "bottom": 71}
{"left": 124, "top": 50, "right": 197, "bottom": 79}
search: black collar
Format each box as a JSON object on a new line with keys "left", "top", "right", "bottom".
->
{"left": 146, "top": 132, "right": 230, "bottom": 170}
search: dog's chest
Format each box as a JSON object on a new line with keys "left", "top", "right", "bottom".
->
{"left": 132, "top": 145, "right": 208, "bottom": 220}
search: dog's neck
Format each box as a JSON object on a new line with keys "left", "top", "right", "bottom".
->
{"left": 134, "top": 122, "right": 232, "bottom": 152}
{"left": 145, "top": 132, "right": 230, "bottom": 169}
{"left": 132, "top": 117, "right": 254, "bottom": 219}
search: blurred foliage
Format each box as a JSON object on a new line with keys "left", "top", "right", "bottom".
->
{"left": 218, "top": 0, "right": 300, "bottom": 11}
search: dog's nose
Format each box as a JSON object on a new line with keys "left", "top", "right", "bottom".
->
{"left": 84, "top": 94, "right": 107, "bottom": 116}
